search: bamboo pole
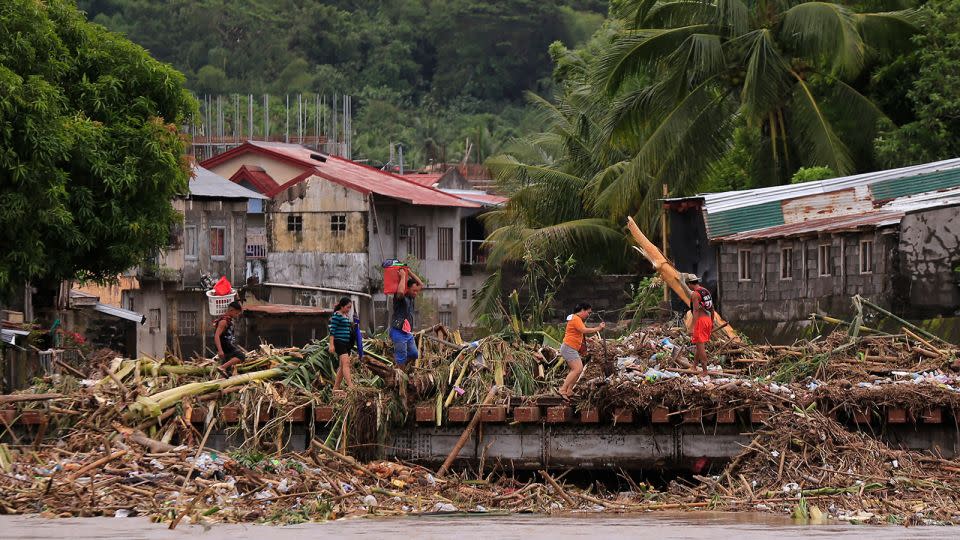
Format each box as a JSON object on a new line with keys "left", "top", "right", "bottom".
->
{"left": 626, "top": 217, "right": 739, "bottom": 341}
{"left": 437, "top": 385, "right": 498, "bottom": 477}
{"left": 856, "top": 295, "right": 950, "bottom": 346}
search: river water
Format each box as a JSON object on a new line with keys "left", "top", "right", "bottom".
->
{"left": 2, "top": 513, "right": 955, "bottom": 539}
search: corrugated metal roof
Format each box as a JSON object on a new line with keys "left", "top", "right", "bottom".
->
{"left": 245, "top": 142, "right": 478, "bottom": 208}
{"left": 401, "top": 173, "right": 443, "bottom": 186}
{"left": 706, "top": 201, "right": 785, "bottom": 238}
{"left": 870, "top": 167, "right": 960, "bottom": 201}
{"left": 670, "top": 157, "right": 960, "bottom": 239}
{"left": 439, "top": 189, "right": 507, "bottom": 207}
{"left": 190, "top": 166, "right": 267, "bottom": 200}
{"left": 719, "top": 211, "right": 903, "bottom": 242}
{"left": 694, "top": 157, "right": 960, "bottom": 212}
{"left": 93, "top": 303, "right": 146, "bottom": 324}
{"left": 244, "top": 303, "right": 333, "bottom": 316}
{"left": 882, "top": 186, "right": 960, "bottom": 211}
{"left": 1, "top": 328, "right": 29, "bottom": 346}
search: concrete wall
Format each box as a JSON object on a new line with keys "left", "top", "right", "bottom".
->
{"left": 898, "top": 205, "right": 960, "bottom": 317}
{"left": 717, "top": 230, "right": 898, "bottom": 322}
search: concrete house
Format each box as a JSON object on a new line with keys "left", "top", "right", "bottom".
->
{"left": 132, "top": 166, "right": 266, "bottom": 358}
{"left": 664, "top": 158, "right": 960, "bottom": 332}
{"left": 202, "top": 142, "right": 481, "bottom": 330}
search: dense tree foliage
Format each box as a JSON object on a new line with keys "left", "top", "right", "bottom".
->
{"left": 0, "top": 0, "right": 194, "bottom": 295}
{"left": 872, "top": 0, "right": 960, "bottom": 167}
{"left": 77, "top": 0, "right": 606, "bottom": 163}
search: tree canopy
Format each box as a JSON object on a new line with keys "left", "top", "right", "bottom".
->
{"left": 0, "top": 0, "right": 194, "bottom": 295}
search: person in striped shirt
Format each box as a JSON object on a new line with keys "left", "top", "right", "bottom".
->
{"left": 329, "top": 297, "right": 355, "bottom": 389}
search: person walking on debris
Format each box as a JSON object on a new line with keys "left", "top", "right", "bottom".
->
{"left": 214, "top": 301, "right": 245, "bottom": 377}
{"left": 558, "top": 302, "right": 605, "bottom": 401}
{"left": 329, "top": 297, "right": 355, "bottom": 389}
{"left": 687, "top": 274, "right": 714, "bottom": 376}
{"left": 390, "top": 268, "right": 424, "bottom": 368}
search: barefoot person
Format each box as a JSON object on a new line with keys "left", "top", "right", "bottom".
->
{"left": 686, "top": 274, "right": 714, "bottom": 375}
{"left": 214, "top": 301, "right": 245, "bottom": 376}
{"left": 390, "top": 268, "right": 424, "bottom": 368}
{"left": 329, "top": 297, "right": 355, "bottom": 389}
{"left": 558, "top": 302, "right": 605, "bottom": 400}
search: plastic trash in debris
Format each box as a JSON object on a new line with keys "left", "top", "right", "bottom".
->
{"left": 474, "top": 505, "right": 488, "bottom": 513}
{"left": 362, "top": 495, "right": 378, "bottom": 508}
{"left": 425, "top": 473, "right": 437, "bottom": 486}
{"left": 253, "top": 490, "right": 273, "bottom": 500}
{"left": 781, "top": 482, "right": 800, "bottom": 493}
{"left": 114, "top": 509, "right": 132, "bottom": 518}
{"left": 643, "top": 367, "right": 680, "bottom": 381}
{"left": 277, "top": 478, "right": 291, "bottom": 493}
{"left": 340, "top": 482, "right": 354, "bottom": 493}
{"left": 468, "top": 341, "right": 481, "bottom": 349}
{"left": 660, "top": 338, "right": 676, "bottom": 350}
{"left": 892, "top": 459, "right": 900, "bottom": 469}
{"left": 453, "top": 386, "right": 465, "bottom": 396}
{"left": 432, "top": 502, "right": 458, "bottom": 513}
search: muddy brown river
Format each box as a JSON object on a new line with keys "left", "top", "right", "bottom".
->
{"left": 1, "top": 513, "right": 956, "bottom": 539}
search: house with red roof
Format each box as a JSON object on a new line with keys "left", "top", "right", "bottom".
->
{"left": 202, "top": 141, "right": 488, "bottom": 329}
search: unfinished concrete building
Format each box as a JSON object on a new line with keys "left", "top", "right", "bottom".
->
{"left": 665, "top": 158, "right": 960, "bottom": 337}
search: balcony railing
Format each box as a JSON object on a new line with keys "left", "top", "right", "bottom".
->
{"left": 461, "top": 239, "right": 489, "bottom": 266}
{"left": 246, "top": 243, "right": 267, "bottom": 258}
{"left": 246, "top": 231, "right": 267, "bottom": 258}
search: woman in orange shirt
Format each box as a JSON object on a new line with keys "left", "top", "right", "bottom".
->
{"left": 558, "top": 302, "right": 605, "bottom": 400}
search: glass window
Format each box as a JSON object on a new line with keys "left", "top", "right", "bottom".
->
{"left": 438, "top": 227, "right": 454, "bottom": 260}
{"left": 184, "top": 225, "right": 198, "bottom": 260}
{"left": 780, "top": 247, "right": 793, "bottom": 280}
{"left": 287, "top": 214, "right": 303, "bottom": 232}
{"left": 818, "top": 244, "right": 832, "bottom": 276}
{"left": 738, "top": 249, "right": 752, "bottom": 281}
{"left": 210, "top": 226, "right": 226, "bottom": 259}
{"left": 331, "top": 214, "right": 346, "bottom": 234}
{"left": 859, "top": 240, "right": 874, "bottom": 274}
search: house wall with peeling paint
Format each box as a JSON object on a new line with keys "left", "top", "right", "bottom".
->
{"left": 898, "top": 204, "right": 960, "bottom": 317}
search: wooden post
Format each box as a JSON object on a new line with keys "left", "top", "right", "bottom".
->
{"left": 437, "top": 385, "right": 498, "bottom": 477}
{"left": 661, "top": 184, "right": 669, "bottom": 302}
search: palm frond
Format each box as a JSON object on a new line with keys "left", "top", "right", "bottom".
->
{"left": 779, "top": 2, "right": 865, "bottom": 79}
{"left": 789, "top": 74, "right": 854, "bottom": 174}
{"left": 597, "top": 25, "right": 714, "bottom": 94}
{"left": 738, "top": 29, "right": 794, "bottom": 122}
{"left": 855, "top": 10, "right": 921, "bottom": 57}
{"left": 644, "top": 1, "right": 718, "bottom": 28}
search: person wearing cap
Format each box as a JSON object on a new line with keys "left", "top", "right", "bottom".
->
{"left": 686, "top": 274, "right": 714, "bottom": 375}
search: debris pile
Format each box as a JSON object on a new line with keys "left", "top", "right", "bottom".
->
{"left": 682, "top": 410, "right": 960, "bottom": 525}
{"left": 1, "top": 316, "right": 960, "bottom": 526}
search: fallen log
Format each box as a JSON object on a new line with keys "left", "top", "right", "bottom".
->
{"left": 0, "top": 393, "right": 62, "bottom": 404}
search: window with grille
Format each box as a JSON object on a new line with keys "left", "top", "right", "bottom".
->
{"left": 438, "top": 227, "right": 453, "bottom": 260}
{"left": 331, "top": 214, "right": 346, "bottom": 234}
{"left": 406, "top": 225, "right": 425, "bottom": 259}
{"left": 210, "top": 226, "right": 226, "bottom": 259}
{"left": 780, "top": 247, "right": 793, "bottom": 280}
{"left": 859, "top": 240, "right": 874, "bottom": 274}
{"left": 818, "top": 244, "right": 832, "bottom": 276}
{"left": 462, "top": 289, "right": 468, "bottom": 300}
{"left": 148, "top": 309, "right": 160, "bottom": 330}
{"left": 287, "top": 214, "right": 303, "bottom": 232}
{"left": 185, "top": 226, "right": 198, "bottom": 260}
{"left": 439, "top": 311, "right": 453, "bottom": 327}
{"left": 177, "top": 311, "right": 198, "bottom": 336}
{"left": 738, "top": 249, "right": 752, "bottom": 281}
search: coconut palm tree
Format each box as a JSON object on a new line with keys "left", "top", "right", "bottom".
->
{"left": 592, "top": 0, "right": 919, "bottom": 224}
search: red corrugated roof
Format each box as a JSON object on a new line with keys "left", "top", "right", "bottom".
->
{"left": 204, "top": 142, "right": 478, "bottom": 208}
{"left": 400, "top": 173, "right": 443, "bottom": 186}
{"left": 718, "top": 211, "right": 903, "bottom": 242}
